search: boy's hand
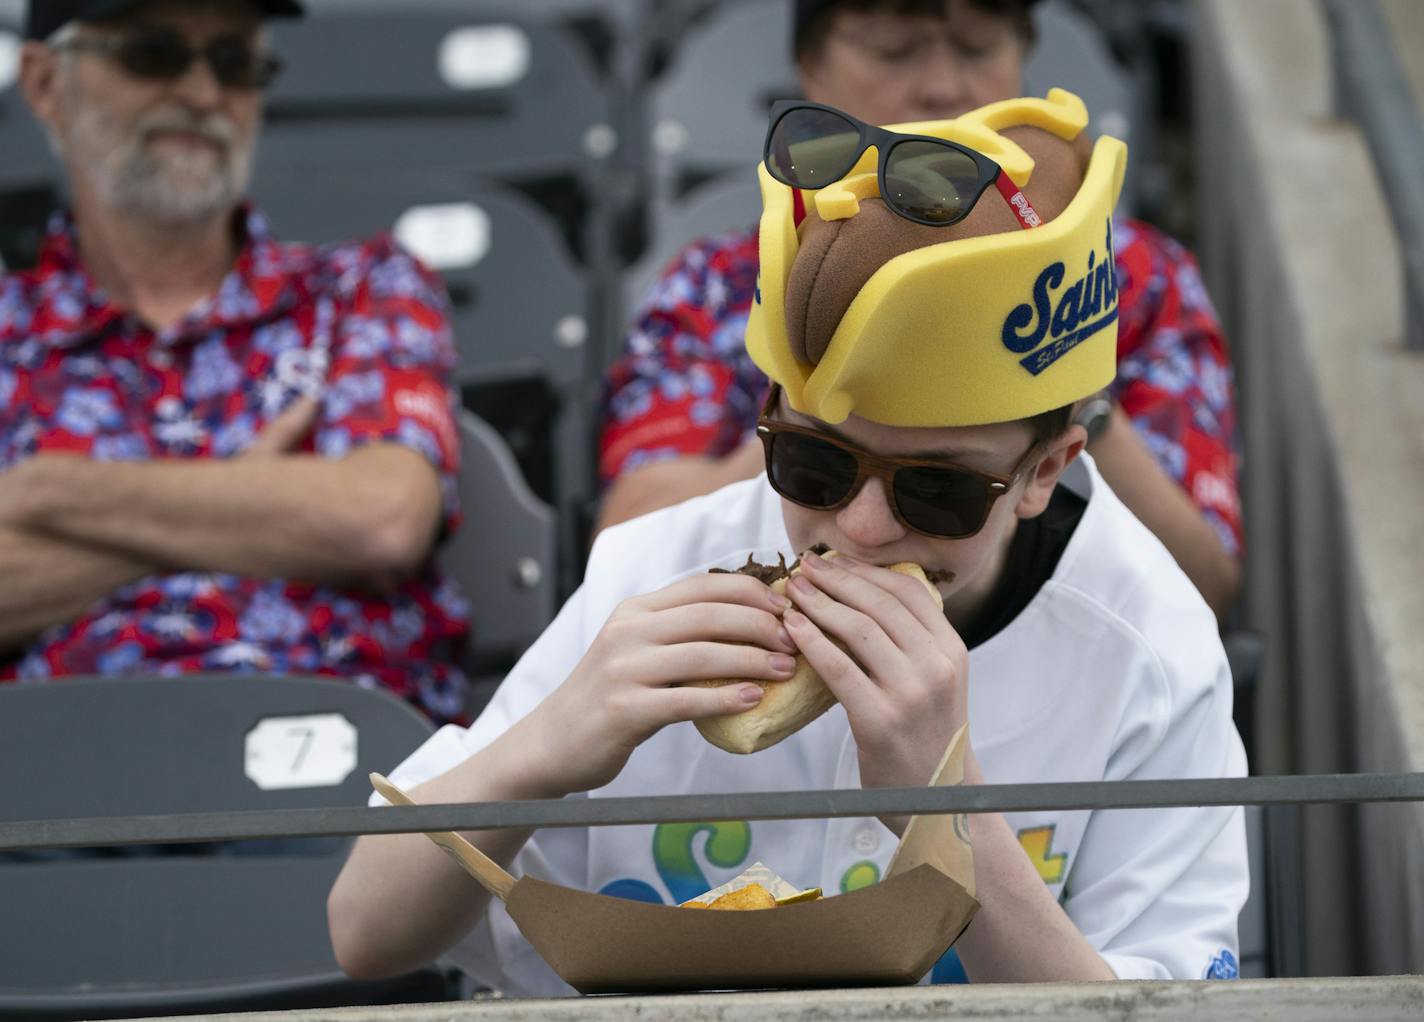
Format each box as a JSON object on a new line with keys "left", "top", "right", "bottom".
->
{"left": 784, "top": 551, "right": 968, "bottom": 798}
{"left": 510, "top": 572, "right": 800, "bottom": 796}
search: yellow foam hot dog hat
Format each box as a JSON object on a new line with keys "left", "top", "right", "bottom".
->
{"left": 746, "top": 88, "right": 1128, "bottom": 426}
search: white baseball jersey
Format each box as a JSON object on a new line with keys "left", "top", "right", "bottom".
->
{"left": 378, "top": 456, "right": 1249, "bottom": 996}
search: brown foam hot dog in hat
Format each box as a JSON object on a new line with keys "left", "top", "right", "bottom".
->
{"left": 746, "top": 88, "right": 1129, "bottom": 428}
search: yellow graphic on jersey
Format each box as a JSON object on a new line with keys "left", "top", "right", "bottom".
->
{"left": 840, "top": 860, "right": 881, "bottom": 893}
{"left": 1018, "top": 825, "right": 1067, "bottom": 884}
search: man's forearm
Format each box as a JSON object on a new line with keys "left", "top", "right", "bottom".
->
{"left": 9, "top": 445, "right": 442, "bottom": 588}
{"left": 1091, "top": 410, "right": 1242, "bottom": 619}
{"left": 0, "top": 525, "right": 154, "bottom": 655}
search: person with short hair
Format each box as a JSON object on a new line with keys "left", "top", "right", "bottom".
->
{"left": 329, "top": 91, "right": 1247, "bottom": 995}
{"left": 0, "top": 0, "right": 469, "bottom": 723}
{"left": 598, "top": 0, "right": 1243, "bottom": 619}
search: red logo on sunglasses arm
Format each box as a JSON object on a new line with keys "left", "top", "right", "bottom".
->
{"left": 994, "top": 174, "right": 1043, "bottom": 229}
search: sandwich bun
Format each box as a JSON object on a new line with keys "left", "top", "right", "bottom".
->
{"left": 688, "top": 551, "right": 943, "bottom": 754}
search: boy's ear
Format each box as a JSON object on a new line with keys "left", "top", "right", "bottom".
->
{"left": 1014, "top": 425, "right": 1087, "bottom": 520}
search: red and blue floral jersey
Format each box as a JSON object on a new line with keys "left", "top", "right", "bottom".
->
{"left": 600, "top": 217, "right": 1243, "bottom": 557}
{"left": 0, "top": 207, "right": 471, "bottom": 724}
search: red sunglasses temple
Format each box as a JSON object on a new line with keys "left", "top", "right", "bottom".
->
{"left": 993, "top": 170, "right": 1044, "bottom": 230}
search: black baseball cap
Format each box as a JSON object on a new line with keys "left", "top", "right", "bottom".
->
{"left": 27, "top": 0, "right": 305, "bottom": 41}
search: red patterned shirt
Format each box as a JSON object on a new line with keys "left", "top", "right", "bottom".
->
{"left": 600, "top": 217, "right": 1243, "bottom": 557}
{"left": 0, "top": 207, "right": 470, "bottom": 724}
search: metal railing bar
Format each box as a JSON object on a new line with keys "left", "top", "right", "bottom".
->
{"left": 3, "top": 771, "right": 1423, "bottom": 852}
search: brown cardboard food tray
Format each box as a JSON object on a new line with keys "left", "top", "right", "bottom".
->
{"left": 503, "top": 864, "right": 976, "bottom": 993}
{"left": 372, "top": 726, "right": 978, "bottom": 994}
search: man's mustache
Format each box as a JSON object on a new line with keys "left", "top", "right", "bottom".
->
{"left": 135, "top": 109, "right": 238, "bottom": 150}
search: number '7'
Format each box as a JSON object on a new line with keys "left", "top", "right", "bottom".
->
{"left": 289, "top": 727, "right": 316, "bottom": 772}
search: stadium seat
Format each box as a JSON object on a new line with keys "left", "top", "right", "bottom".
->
{"left": 0, "top": 674, "right": 453, "bottom": 1020}
{"left": 443, "top": 409, "right": 557, "bottom": 713}
{"left": 260, "top": 1, "right": 615, "bottom": 188}
{"left": 0, "top": 4, "right": 51, "bottom": 189}
{"left": 643, "top": 0, "right": 798, "bottom": 206}
{"left": 0, "top": 3, "right": 61, "bottom": 269}
{"left": 254, "top": 173, "right": 593, "bottom": 394}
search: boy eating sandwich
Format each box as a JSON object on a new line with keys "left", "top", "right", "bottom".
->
{"left": 328, "top": 89, "right": 1248, "bottom": 995}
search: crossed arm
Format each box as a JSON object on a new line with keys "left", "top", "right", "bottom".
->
{"left": 0, "top": 400, "right": 444, "bottom": 657}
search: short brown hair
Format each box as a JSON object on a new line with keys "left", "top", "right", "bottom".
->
{"left": 794, "top": 0, "right": 1038, "bottom": 62}
{"left": 1025, "top": 403, "right": 1075, "bottom": 447}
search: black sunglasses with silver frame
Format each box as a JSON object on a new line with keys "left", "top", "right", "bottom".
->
{"left": 51, "top": 25, "right": 284, "bottom": 90}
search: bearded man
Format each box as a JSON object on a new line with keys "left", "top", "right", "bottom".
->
{"left": 0, "top": 0, "right": 471, "bottom": 724}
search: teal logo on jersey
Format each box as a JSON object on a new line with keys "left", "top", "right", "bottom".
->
{"left": 597, "top": 820, "right": 753, "bottom": 905}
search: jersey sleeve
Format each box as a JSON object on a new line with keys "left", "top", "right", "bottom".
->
{"left": 316, "top": 237, "right": 462, "bottom": 530}
{"left": 366, "top": 576, "right": 601, "bottom": 994}
{"left": 1061, "top": 592, "right": 1250, "bottom": 979}
{"left": 1110, "top": 219, "right": 1244, "bottom": 558}
{"left": 598, "top": 230, "right": 768, "bottom": 485}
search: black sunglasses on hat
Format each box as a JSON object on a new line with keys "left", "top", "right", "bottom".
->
{"left": 26, "top": 0, "right": 303, "bottom": 41}
{"left": 763, "top": 100, "right": 1044, "bottom": 230}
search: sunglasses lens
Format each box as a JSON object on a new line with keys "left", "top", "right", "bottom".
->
{"left": 207, "top": 37, "right": 270, "bottom": 88}
{"left": 114, "top": 31, "right": 274, "bottom": 89}
{"left": 766, "top": 107, "right": 862, "bottom": 190}
{"left": 884, "top": 139, "right": 982, "bottom": 225}
{"left": 892, "top": 466, "right": 991, "bottom": 538}
{"left": 768, "top": 431, "right": 860, "bottom": 509}
{"left": 119, "top": 30, "right": 193, "bottom": 79}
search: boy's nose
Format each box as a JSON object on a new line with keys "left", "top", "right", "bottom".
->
{"left": 834, "top": 476, "right": 908, "bottom": 549}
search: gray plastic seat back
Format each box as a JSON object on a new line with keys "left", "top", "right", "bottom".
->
{"left": 0, "top": 4, "right": 62, "bottom": 269}
{"left": 0, "top": 674, "right": 432, "bottom": 820}
{"left": 0, "top": 674, "right": 438, "bottom": 1018}
{"left": 252, "top": 172, "right": 594, "bottom": 393}
{"left": 647, "top": 0, "right": 795, "bottom": 201}
{"left": 0, "top": 7, "right": 52, "bottom": 190}
{"left": 441, "top": 409, "right": 557, "bottom": 663}
{"left": 260, "top": 1, "right": 614, "bottom": 182}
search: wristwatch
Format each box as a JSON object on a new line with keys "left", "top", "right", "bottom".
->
{"left": 1074, "top": 395, "right": 1114, "bottom": 446}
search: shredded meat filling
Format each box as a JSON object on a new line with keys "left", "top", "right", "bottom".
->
{"left": 709, "top": 553, "right": 793, "bottom": 586}
{"left": 711, "top": 544, "right": 953, "bottom": 586}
